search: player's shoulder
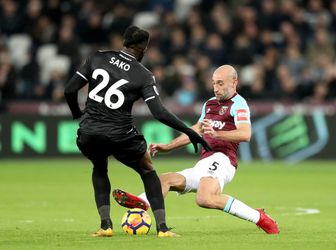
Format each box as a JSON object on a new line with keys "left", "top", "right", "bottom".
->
{"left": 231, "top": 93, "right": 248, "bottom": 106}
{"left": 86, "top": 50, "right": 116, "bottom": 61}
{"left": 138, "top": 62, "right": 153, "bottom": 77}
{"left": 203, "top": 97, "right": 217, "bottom": 106}
{"left": 97, "top": 49, "right": 113, "bottom": 53}
{"left": 230, "top": 93, "right": 250, "bottom": 116}
{"left": 95, "top": 49, "right": 117, "bottom": 57}
{"left": 133, "top": 63, "right": 155, "bottom": 85}
{"left": 118, "top": 51, "right": 153, "bottom": 76}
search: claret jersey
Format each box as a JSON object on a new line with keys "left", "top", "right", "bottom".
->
{"left": 198, "top": 93, "right": 251, "bottom": 168}
{"left": 76, "top": 50, "right": 159, "bottom": 136}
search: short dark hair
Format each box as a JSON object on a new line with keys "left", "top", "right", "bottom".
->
{"left": 123, "top": 26, "right": 149, "bottom": 48}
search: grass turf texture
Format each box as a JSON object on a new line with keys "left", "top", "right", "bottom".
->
{"left": 0, "top": 158, "right": 335, "bottom": 250}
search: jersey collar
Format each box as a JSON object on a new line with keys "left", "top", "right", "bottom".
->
{"left": 218, "top": 92, "right": 237, "bottom": 104}
{"left": 119, "top": 50, "right": 136, "bottom": 60}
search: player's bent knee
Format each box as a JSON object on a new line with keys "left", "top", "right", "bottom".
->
{"left": 159, "top": 172, "right": 180, "bottom": 184}
{"left": 159, "top": 172, "right": 172, "bottom": 184}
{"left": 195, "top": 194, "right": 214, "bottom": 209}
{"left": 159, "top": 172, "right": 186, "bottom": 192}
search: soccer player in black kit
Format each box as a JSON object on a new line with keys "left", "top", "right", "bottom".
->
{"left": 64, "top": 26, "right": 212, "bottom": 237}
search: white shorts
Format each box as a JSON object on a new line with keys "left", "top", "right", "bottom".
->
{"left": 177, "top": 152, "right": 236, "bottom": 194}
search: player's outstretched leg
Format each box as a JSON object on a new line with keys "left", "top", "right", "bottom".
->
{"left": 197, "top": 178, "right": 279, "bottom": 234}
{"left": 222, "top": 196, "right": 280, "bottom": 234}
{"left": 112, "top": 189, "right": 150, "bottom": 211}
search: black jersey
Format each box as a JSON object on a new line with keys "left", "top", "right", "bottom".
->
{"left": 76, "top": 50, "right": 158, "bottom": 136}
{"left": 65, "top": 49, "right": 212, "bottom": 153}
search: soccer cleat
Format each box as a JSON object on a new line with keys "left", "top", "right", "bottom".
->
{"left": 92, "top": 228, "right": 113, "bottom": 237}
{"left": 157, "top": 230, "right": 180, "bottom": 238}
{"left": 112, "top": 189, "right": 150, "bottom": 211}
{"left": 256, "top": 209, "right": 280, "bottom": 234}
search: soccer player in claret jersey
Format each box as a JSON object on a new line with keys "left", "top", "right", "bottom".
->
{"left": 64, "top": 26, "right": 212, "bottom": 238}
{"left": 113, "top": 65, "right": 280, "bottom": 234}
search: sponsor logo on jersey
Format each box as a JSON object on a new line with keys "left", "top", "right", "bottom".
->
{"left": 219, "top": 106, "right": 228, "bottom": 115}
{"left": 236, "top": 109, "right": 249, "bottom": 121}
{"left": 208, "top": 119, "right": 225, "bottom": 129}
{"left": 109, "top": 57, "right": 130, "bottom": 71}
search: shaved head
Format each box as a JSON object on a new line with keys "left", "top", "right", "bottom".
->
{"left": 213, "top": 65, "right": 238, "bottom": 82}
{"left": 212, "top": 65, "right": 238, "bottom": 101}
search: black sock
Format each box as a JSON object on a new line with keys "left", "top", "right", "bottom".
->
{"left": 141, "top": 171, "right": 167, "bottom": 232}
{"left": 92, "top": 159, "right": 111, "bottom": 226}
{"left": 101, "top": 218, "right": 113, "bottom": 230}
{"left": 98, "top": 205, "right": 111, "bottom": 221}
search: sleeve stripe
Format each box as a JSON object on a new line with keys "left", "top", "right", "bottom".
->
{"left": 144, "top": 96, "right": 155, "bottom": 102}
{"left": 198, "top": 102, "right": 207, "bottom": 122}
{"left": 76, "top": 71, "right": 88, "bottom": 81}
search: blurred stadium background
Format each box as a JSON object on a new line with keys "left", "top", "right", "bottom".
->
{"left": 0, "top": 0, "right": 335, "bottom": 161}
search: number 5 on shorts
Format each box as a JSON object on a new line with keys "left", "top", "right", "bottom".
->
{"left": 209, "top": 161, "right": 219, "bottom": 171}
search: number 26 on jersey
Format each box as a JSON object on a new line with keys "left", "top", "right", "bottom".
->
{"left": 88, "top": 68, "right": 128, "bottom": 109}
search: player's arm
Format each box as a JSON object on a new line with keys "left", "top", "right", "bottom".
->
{"left": 64, "top": 73, "right": 87, "bottom": 119}
{"left": 143, "top": 84, "right": 211, "bottom": 153}
{"left": 149, "top": 99, "right": 209, "bottom": 156}
{"left": 64, "top": 55, "right": 93, "bottom": 119}
{"left": 202, "top": 120, "right": 251, "bottom": 142}
{"left": 150, "top": 122, "right": 203, "bottom": 154}
{"left": 146, "top": 98, "right": 211, "bottom": 152}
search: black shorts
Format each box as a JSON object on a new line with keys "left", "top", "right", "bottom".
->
{"left": 76, "top": 129, "right": 147, "bottom": 169}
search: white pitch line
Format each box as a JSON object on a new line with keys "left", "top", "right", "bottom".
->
{"left": 19, "top": 218, "right": 75, "bottom": 223}
{"left": 19, "top": 220, "right": 33, "bottom": 223}
{"left": 167, "top": 215, "right": 223, "bottom": 220}
{"left": 294, "top": 207, "right": 320, "bottom": 215}
{"left": 277, "top": 207, "right": 320, "bottom": 216}
{"left": 63, "top": 218, "right": 74, "bottom": 222}
{"left": 53, "top": 218, "right": 75, "bottom": 222}
{"left": 168, "top": 207, "right": 320, "bottom": 219}
{"left": 17, "top": 207, "right": 319, "bottom": 225}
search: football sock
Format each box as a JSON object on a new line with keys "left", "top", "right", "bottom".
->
{"left": 140, "top": 171, "right": 166, "bottom": 231}
{"left": 100, "top": 218, "right": 113, "bottom": 230}
{"left": 223, "top": 196, "right": 260, "bottom": 223}
{"left": 92, "top": 160, "right": 111, "bottom": 225}
{"left": 153, "top": 210, "right": 168, "bottom": 231}
{"left": 138, "top": 192, "right": 150, "bottom": 205}
{"left": 98, "top": 205, "right": 110, "bottom": 221}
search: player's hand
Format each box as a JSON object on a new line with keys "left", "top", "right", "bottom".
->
{"left": 149, "top": 143, "right": 170, "bottom": 157}
{"left": 185, "top": 129, "right": 212, "bottom": 153}
{"left": 202, "top": 119, "right": 217, "bottom": 138}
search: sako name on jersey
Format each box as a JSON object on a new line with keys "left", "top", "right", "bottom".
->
{"left": 109, "top": 57, "right": 130, "bottom": 71}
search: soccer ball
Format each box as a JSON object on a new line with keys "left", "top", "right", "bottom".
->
{"left": 121, "top": 208, "right": 152, "bottom": 235}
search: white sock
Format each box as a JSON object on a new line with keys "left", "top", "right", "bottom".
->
{"left": 138, "top": 192, "right": 150, "bottom": 206}
{"left": 223, "top": 196, "right": 260, "bottom": 223}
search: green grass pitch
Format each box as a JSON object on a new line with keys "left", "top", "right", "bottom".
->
{"left": 0, "top": 158, "right": 335, "bottom": 250}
